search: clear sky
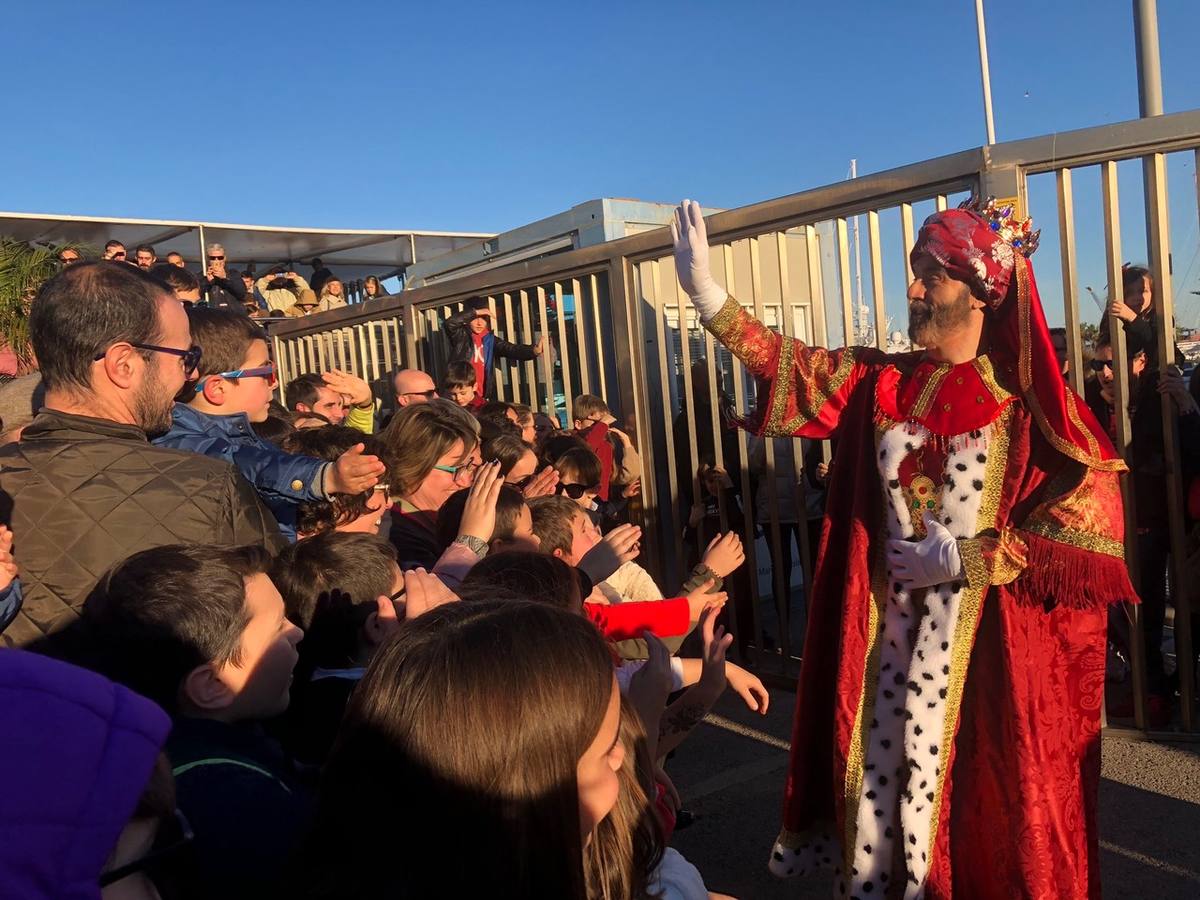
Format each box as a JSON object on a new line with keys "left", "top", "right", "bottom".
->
{"left": 4, "top": 0, "right": 1200, "bottom": 326}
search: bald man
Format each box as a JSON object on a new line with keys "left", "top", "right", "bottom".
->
{"left": 392, "top": 369, "right": 436, "bottom": 409}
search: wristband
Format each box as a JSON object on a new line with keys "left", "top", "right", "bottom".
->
{"left": 454, "top": 534, "right": 489, "bottom": 559}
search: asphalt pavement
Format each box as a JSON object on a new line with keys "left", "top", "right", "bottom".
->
{"left": 664, "top": 689, "right": 1200, "bottom": 899}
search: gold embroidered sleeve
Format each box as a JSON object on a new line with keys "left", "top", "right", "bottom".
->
{"left": 958, "top": 529, "right": 1028, "bottom": 588}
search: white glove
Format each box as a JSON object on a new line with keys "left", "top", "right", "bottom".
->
{"left": 670, "top": 199, "right": 728, "bottom": 321}
{"left": 887, "top": 513, "right": 962, "bottom": 589}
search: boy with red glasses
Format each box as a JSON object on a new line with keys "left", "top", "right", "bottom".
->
{"left": 154, "top": 308, "right": 385, "bottom": 540}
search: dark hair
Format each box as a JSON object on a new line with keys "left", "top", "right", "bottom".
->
{"left": 297, "top": 600, "right": 614, "bottom": 899}
{"left": 186, "top": 306, "right": 267, "bottom": 378}
{"left": 528, "top": 495, "right": 585, "bottom": 556}
{"left": 1048, "top": 327, "right": 1067, "bottom": 341}
{"left": 148, "top": 262, "right": 200, "bottom": 295}
{"left": 272, "top": 532, "right": 397, "bottom": 672}
{"left": 458, "top": 552, "right": 584, "bottom": 613}
{"left": 478, "top": 400, "right": 513, "bottom": 421}
{"left": 253, "top": 414, "right": 296, "bottom": 446}
{"left": 477, "top": 414, "right": 520, "bottom": 445}
{"left": 443, "top": 360, "right": 476, "bottom": 390}
{"left": 435, "top": 485, "right": 526, "bottom": 549}
{"left": 540, "top": 432, "right": 587, "bottom": 467}
{"left": 134, "top": 244, "right": 155, "bottom": 257}
{"left": 29, "top": 261, "right": 167, "bottom": 394}
{"left": 104, "top": 239, "right": 125, "bottom": 252}
{"left": 166, "top": 250, "right": 184, "bottom": 261}
{"left": 286, "top": 372, "right": 325, "bottom": 410}
{"left": 281, "top": 426, "right": 394, "bottom": 535}
{"left": 481, "top": 432, "right": 531, "bottom": 476}
{"left": 80, "top": 544, "right": 272, "bottom": 713}
{"left": 554, "top": 446, "right": 602, "bottom": 488}
{"left": 1122, "top": 264, "right": 1152, "bottom": 299}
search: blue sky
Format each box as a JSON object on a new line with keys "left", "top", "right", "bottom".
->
{"left": 4, "top": 0, "right": 1199, "bottom": 326}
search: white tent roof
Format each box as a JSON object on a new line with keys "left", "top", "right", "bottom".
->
{"left": 0, "top": 211, "right": 493, "bottom": 282}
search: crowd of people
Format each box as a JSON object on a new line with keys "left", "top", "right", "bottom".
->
{"left": 55, "top": 241, "right": 390, "bottom": 319}
{"left": 0, "top": 264, "right": 760, "bottom": 899}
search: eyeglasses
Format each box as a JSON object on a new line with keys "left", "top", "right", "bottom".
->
{"left": 111, "top": 252, "right": 126, "bottom": 259}
{"left": 193, "top": 361, "right": 277, "bottom": 392}
{"left": 98, "top": 808, "right": 194, "bottom": 888}
{"left": 1089, "top": 359, "right": 1114, "bottom": 373}
{"left": 557, "top": 482, "right": 598, "bottom": 500}
{"left": 207, "top": 255, "right": 225, "bottom": 261}
{"left": 401, "top": 389, "right": 437, "bottom": 400}
{"left": 95, "top": 343, "right": 203, "bottom": 375}
{"left": 433, "top": 460, "right": 479, "bottom": 486}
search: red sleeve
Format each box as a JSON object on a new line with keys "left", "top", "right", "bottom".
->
{"left": 583, "top": 597, "right": 690, "bottom": 641}
{"left": 704, "top": 296, "right": 875, "bottom": 439}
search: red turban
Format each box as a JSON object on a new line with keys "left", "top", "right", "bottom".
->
{"left": 911, "top": 203, "right": 1124, "bottom": 472}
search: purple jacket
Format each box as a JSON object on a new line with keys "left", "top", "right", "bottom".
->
{"left": 0, "top": 649, "right": 171, "bottom": 899}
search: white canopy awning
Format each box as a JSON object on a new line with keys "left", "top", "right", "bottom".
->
{"left": 0, "top": 211, "right": 494, "bottom": 284}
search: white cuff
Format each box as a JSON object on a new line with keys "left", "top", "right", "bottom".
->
{"left": 692, "top": 281, "right": 729, "bottom": 322}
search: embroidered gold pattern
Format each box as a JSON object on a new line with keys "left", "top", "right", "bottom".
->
{"left": 909, "top": 363, "right": 951, "bottom": 420}
{"left": 925, "top": 405, "right": 1013, "bottom": 857}
{"left": 764, "top": 336, "right": 797, "bottom": 436}
{"left": 704, "top": 296, "right": 776, "bottom": 372}
{"left": 1021, "top": 467, "right": 1127, "bottom": 556}
{"left": 971, "top": 355, "right": 1013, "bottom": 404}
{"left": 775, "top": 347, "right": 858, "bottom": 435}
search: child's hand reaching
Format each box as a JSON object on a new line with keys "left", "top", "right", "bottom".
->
{"left": 398, "top": 568, "right": 459, "bottom": 619}
{"left": 725, "top": 661, "right": 770, "bottom": 715}
{"left": 701, "top": 531, "right": 745, "bottom": 578}
{"left": 697, "top": 604, "right": 733, "bottom": 695}
{"left": 0, "top": 526, "right": 16, "bottom": 593}
{"left": 327, "top": 443, "right": 385, "bottom": 494}
{"left": 521, "top": 466, "right": 559, "bottom": 499}
{"left": 685, "top": 579, "right": 727, "bottom": 622}
{"left": 578, "top": 523, "right": 642, "bottom": 584}
{"left": 458, "top": 460, "right": 504, "bottom": 543}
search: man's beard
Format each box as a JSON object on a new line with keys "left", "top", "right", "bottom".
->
{"left": 133, "top": 365, "right": 176, "bottom": 437}
{"left": 908, "top": 283, "right": 973, "bottom": 347}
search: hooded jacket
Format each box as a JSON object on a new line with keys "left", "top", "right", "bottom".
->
{"left": 443, "top": 307, "right": 538, "bottom": 399}
{"left": 0, "top": 649, "right": 171, "bottom": 899}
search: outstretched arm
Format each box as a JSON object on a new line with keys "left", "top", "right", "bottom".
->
{"left": 671, "top": 200, "right": 869, "bottom": 439}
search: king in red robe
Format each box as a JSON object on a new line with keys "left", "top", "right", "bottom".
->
{"left": 672, "top": 199, "right": 1136, "bottom": 899}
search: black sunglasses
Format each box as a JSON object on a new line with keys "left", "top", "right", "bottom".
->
{"left": 556, "top": 482, "right": 598, "bottom": 500}
{"left": 207, "top": 255, "right": 225, "bottom": 261}
{"left": 94, "top": 342, "right": 203, "bottom": 375}
{"left": 1089, "top": 359, "right": 1114, "bottom": 373}
{"left": 401, "top": 389, "right": 437, "bottom": 400}
{"left": 99, "top": 808, "right": 194, "bottom": 887}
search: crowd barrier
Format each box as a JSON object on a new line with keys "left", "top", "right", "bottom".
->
{"left": 266, "top": 108, "right": 1200, "bottom": 735}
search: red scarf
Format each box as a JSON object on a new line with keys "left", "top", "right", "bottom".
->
{"left": 470, "top": 331, "right": 487, "bottom": 401}
{"left": 578, "top": 421, "right": 615, "bottom": 501}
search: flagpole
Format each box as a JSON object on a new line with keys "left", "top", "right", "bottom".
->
{"left": 974, "top": 0, "right": 997, "bottom": 145}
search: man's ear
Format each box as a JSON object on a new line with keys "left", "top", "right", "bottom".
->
{"left": 181, "top": 662, "right": 236, "bottom": 713}
{"left": 295, "top": 402, "right": 312, "bottom": 414}
{"left": 551, "top": 547, "right": 566, "bottom": 560}
{"left": 98, "top": 344, "right": 143, "bottom": 391}
{"left": 364, "top": 595, "right": 400, "bottom": 646}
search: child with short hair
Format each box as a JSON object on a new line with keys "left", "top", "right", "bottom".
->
{"left": 79, "top": 543, "right": 307, "bottom": 900}
{"left": 443, "top": 360, "right": 479, "bottom": 409}
{"left": 272, "top": 531, "right": 411, "bottom": 765}
{"left": 572, "top": 393, "right": 642, "bottom": 502}
{"left": 155, "top": 308, "right": 385, "bottom": 541}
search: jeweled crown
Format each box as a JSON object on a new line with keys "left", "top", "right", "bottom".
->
{"left": 958, "top": 195, "right": 1040, "bottom": 257}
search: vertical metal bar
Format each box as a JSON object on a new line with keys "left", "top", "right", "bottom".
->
{"left": 1134, "top": 0, "right": 1164, "bottom": 118}
{"left": 1102, "top": 159, "right": 1147, "bottom": 731}
{"left": 723, "top": 243, "right": 765, "bottom": 667}
{"left": 1145, "top": 150, "right": 1193, "bottom": 730}
{"left": 974, "top": 0, "right": 997, "bottom": 144}
{"left": 750, "top": 237, "right": 790, "bottom": 669}
{"left": 673, "top": 260, "right": 704, "bottom": 564}
{"left": 591, "top": 273, "right": 609, "bottom": 401}
{"left": 936, "top": 195, "right": 948, "bottom": 212}
{"left": 196, "top": 225, "right": 207, "bottom": 285}
{"left": 1056, "top": 168, "right": 1086, "bottom": 395}
{"left": 381, "top": 319, "right": 394, "bottom": 373}
{"left": 272, "top": 335, "right": 288, "bottom": 399}
{"left": 805, "top": 225, "right": 828, "bottom": 350}
{"left": 367, "top": 322, "right": 381, "bottom": 382}
{"left": 836, "top": 219, "right": 855, "bottom": 346}
{"left": 867, "top": 210, "right": 887, "bottom": 351}
{"left": 314, "top": 332, "right": 327, "bottom": 372}
{"left": 571, "top": 277, "right": 592, "bottom": 394}
{"left": 650, "top": 259, "right": 684, "bottom": 588}
{"left": 519, "top": 291, "right": 537, "bottom": 408}
{"left": 554, "top": 281, "right": 574, "bottom": 421}
{"left": 301, "top": 336, "right": 314, "bottom": 374}
{"left": 536, "top": 286, "right": 555, "bottom": 418}
{"left": 900, "top": 202, "right": 916, "bottom": 288}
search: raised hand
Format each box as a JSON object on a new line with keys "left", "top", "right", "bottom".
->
{"left": 578, "top": 523, "right": 642, "bottom": 585}
{"left": 459, "top": 460, "right": 505, "bottom": 542}
{"left": 698, "top": 603, "right": 733, "bottom": 693}
{"left": 400, "top": 568, "right": 459, "bottom": 619}
{"left": 669, "top": 199, "right": 727, "bottom": 320}
{"left": 326, "top": 443, "right": 385, "bottom": 494}
{"left": 520, "top": 465, "right": 559, "bottom": 499}
{"left": 701, "top": 531, "right": 745, "bottom": 578}
{"left": 725, "top": 660, "right": 770, "bottom": 714}
{"left": 0, "top": 526, "right": 17, "bottom": 593}
{"left": 322, "top": 368, "right": 373, "bottom": 407}
{"left": 685, "top": 578, "right": 727, "bottom": 622}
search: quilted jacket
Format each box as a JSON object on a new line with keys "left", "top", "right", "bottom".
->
{"left": 0, "top": 409, "right": 286, "bottom": 647}
{"left": 154, "top": 403, "right": 328, "bottom": 542}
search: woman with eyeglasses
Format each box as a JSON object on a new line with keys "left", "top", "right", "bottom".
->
{"left": 379, "top": 400, "right": 484, "bottom": 570}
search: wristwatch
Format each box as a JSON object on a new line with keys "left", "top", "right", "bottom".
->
{"left": 454, "top": 534, "right": 489, "bottom": 558}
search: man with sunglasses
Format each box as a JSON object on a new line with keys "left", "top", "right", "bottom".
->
{"left": 201, "top": 242, "right": 249, "bottom": 314}
{"left": 0, "top": 261, "right": 286, "bottom": 647}
{"left": 155, "top": 308, "right": 385, "bottom": 541}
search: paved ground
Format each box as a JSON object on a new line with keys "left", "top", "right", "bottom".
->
{"left": 664, "top": 689, "right": 1200, "bottom": 899}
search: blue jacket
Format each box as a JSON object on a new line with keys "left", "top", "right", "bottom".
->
{"left": 0, "top": 579, "right": 22, "bottom": 634}
{"left": 154, "top": 403, "right": 327, "bottom": 541}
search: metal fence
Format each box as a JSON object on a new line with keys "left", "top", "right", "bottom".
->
{"left": 267, "top": 108, "right": 1200, "bottom": 733}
